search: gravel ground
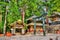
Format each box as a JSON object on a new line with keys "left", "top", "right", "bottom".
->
{"left": 0, "top": 34, "right": 60, "bottom": 40}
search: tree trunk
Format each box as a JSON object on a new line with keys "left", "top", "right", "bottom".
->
{"left": 3, "top": 6, "right": 7, "bottom": 35}
{"left": 21, "top": 9, "right": 25, "bottom": 26}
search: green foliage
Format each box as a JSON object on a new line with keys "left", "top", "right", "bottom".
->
{"left": 0, "top": 0, "right": 60, "bottom": 32}
{"left": 0, "top": 22, "right": 3, "bottom": 33}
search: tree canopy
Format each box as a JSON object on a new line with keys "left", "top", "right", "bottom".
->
{"left": 0, "top": 0, "right": 60, "bottom": 33}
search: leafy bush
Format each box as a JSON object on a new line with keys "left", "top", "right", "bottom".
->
{"left": 0, "top": 22, "right": 3, "bottom": 34}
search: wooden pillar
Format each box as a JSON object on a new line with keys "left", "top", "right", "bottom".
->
{"left": 34, "top": 18, "right": 36, "bottom": 35}
{"left": 42, "top": 17, "right": 46, "bottom": 36}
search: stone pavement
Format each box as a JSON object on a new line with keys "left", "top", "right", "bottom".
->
{"left": 0, "top": 34, "right": 60, "bottom": 40}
